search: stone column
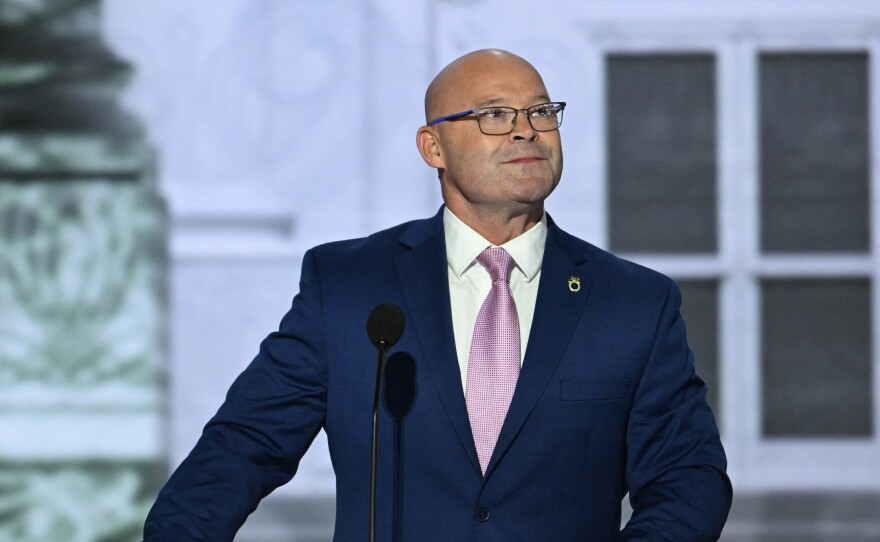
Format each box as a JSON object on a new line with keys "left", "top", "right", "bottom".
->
{"left": 0, "top": 1, "right": 165, "bottom": 540}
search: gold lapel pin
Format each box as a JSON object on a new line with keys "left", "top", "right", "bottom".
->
{"left": 568, "top": 276, "right": 581, "bottom": 292}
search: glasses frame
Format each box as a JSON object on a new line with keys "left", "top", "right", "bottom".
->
{"left": 426, "top": 101, "right": 566, "bottom": 135}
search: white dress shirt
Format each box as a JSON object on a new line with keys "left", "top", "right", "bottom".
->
{"left": 443, "top": 207, "right": 547, "bottom": 391}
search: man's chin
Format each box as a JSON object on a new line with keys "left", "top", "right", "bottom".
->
{"left": 508, "top": 177, "right": 558, "bottom": 203}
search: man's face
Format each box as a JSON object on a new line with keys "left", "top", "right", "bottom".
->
{"left": 430, "top": 58, "right": 563, "bottom": 215}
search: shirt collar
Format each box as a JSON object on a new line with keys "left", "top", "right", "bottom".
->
{"left": 443, "top": 206, "right": 547, "bottom": 283}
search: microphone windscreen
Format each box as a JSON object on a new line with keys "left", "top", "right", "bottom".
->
{"left": 367, "top": 303, "right": 405, "bottom": 348}
{"left": 384, "top": 351, "right": 416, "bottom": 420}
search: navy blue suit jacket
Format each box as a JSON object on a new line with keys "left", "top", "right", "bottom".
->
{"left": 145, "top": 209, "right": 731, "bottom": 541}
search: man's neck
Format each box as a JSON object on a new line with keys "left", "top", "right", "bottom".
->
{"left": 445, "top": 204, "right": 544, "bottom": 246}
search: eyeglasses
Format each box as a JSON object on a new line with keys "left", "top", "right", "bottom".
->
{"left": 427, "top": 101, "right": 566, "bottom": 135}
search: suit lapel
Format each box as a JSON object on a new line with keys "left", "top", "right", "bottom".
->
{"left": 485, "top": 218, "right": 593, "bottom": 478}
{"left": 395, "top": 211, "right": 482, "bottom": 475}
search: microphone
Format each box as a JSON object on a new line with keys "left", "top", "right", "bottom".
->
{"left": 367, "top": 303, "right": 405, "bottom": 350}
{"left": 383, "top": 352, "right": 416, "bottom": 542}
{"left": 366, "top": 303, "right": 405, "bottom": 542}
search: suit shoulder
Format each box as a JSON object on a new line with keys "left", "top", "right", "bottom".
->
{"left": 306, "top": 215, "right": 430, "bottom": 263}
{"left": 557, "top": 229, "right": 675, "bottom": 295}
{"left": 597, "top": 245, "right": 672, "bottom": 287}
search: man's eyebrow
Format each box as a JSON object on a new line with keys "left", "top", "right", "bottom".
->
{"left": 477, "top": 98, "right": 505, "bottom": 107}
{"left": 476, "top": 95, "right": 552, "bottom": 107}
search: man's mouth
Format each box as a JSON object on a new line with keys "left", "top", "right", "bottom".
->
{"left": 505, "top": 156, "right": 546, "bottom": 164}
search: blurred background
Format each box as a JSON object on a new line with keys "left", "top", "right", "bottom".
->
{"left": 0, "top": 0, "right": 878, "bottom": 540}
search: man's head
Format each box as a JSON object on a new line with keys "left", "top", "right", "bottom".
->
{"left": 417, "top": 49, "right": 563, "bottom": 230}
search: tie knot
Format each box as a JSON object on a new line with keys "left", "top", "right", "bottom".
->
{"left": 477, "top": 247, "right": 514, "bottom": 283}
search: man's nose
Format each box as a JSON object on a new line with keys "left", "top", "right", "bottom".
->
{"left": 510, "top": 111, "right": 538, "bottom": 141}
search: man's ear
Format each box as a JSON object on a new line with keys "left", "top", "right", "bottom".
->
{"left": 416, "top": 126, "right": 446, "bottom": 170}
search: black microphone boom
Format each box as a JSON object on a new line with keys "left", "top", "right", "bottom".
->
{"left": 366, "top": 303, "right": 405, "bottom": 542}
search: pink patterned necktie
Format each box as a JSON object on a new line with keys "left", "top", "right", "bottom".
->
{"left": 466, "top": 247, "right": 521, "bottom": 475}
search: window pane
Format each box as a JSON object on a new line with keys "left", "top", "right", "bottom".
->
{"left": 761, "top": 279, "right": 872, "bottom": 437}
{"left": 678, "top": 280, "right": 720, "bottom": 425}
{"left": 760, "top": 53, "right": 870, "bottom": 253}
{"left": 607, "top": 54, "right": 717, "bottom": 253}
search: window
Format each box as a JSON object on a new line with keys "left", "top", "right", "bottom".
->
{"left": 603, "top": 47, "right": 877, "bottom": 488}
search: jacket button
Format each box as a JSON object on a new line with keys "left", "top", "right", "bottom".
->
{"left": 475, "top": 507, "right": 490, "bottom": 522}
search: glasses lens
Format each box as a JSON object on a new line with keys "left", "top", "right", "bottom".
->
{"left": 476, "top": 107, "right": 517, "bottom": 135}
{"left": 529, "top": 103, "right": 563, "bottom": 131}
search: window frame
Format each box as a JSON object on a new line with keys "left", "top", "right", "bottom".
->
{"left": 596, "top": 39, "right": 880, "bottom": 490}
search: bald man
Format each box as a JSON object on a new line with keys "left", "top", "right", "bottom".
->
{"left": 145, "top": 49, "right": 731, "bottom": 541}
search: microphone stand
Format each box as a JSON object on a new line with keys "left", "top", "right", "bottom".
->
{"left": 370, "top": 340, "right": 390, "bottom": 542}
{"left": 366, "top": 302, "right": 405, "bottom": 542}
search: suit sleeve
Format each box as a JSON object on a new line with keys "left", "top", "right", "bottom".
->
{"left": 621, "top": 280, "right": 733, "bottom": 542}
{"left": 143, "top": 249, "right": 328, "bottom": 541}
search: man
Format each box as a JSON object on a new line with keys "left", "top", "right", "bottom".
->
{"left": 145, "top": 49, "right": 731, "bottom": 541}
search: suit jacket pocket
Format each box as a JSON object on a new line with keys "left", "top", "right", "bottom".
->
{"left": 560, "top": 377, "right": 631, "bottom": 401}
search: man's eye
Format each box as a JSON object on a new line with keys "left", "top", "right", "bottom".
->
{"left": 532, "top": 105, "right": 556, "bottom": 117}
{"left": 482, "top": 108, "right": 510, "bottom": 119}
